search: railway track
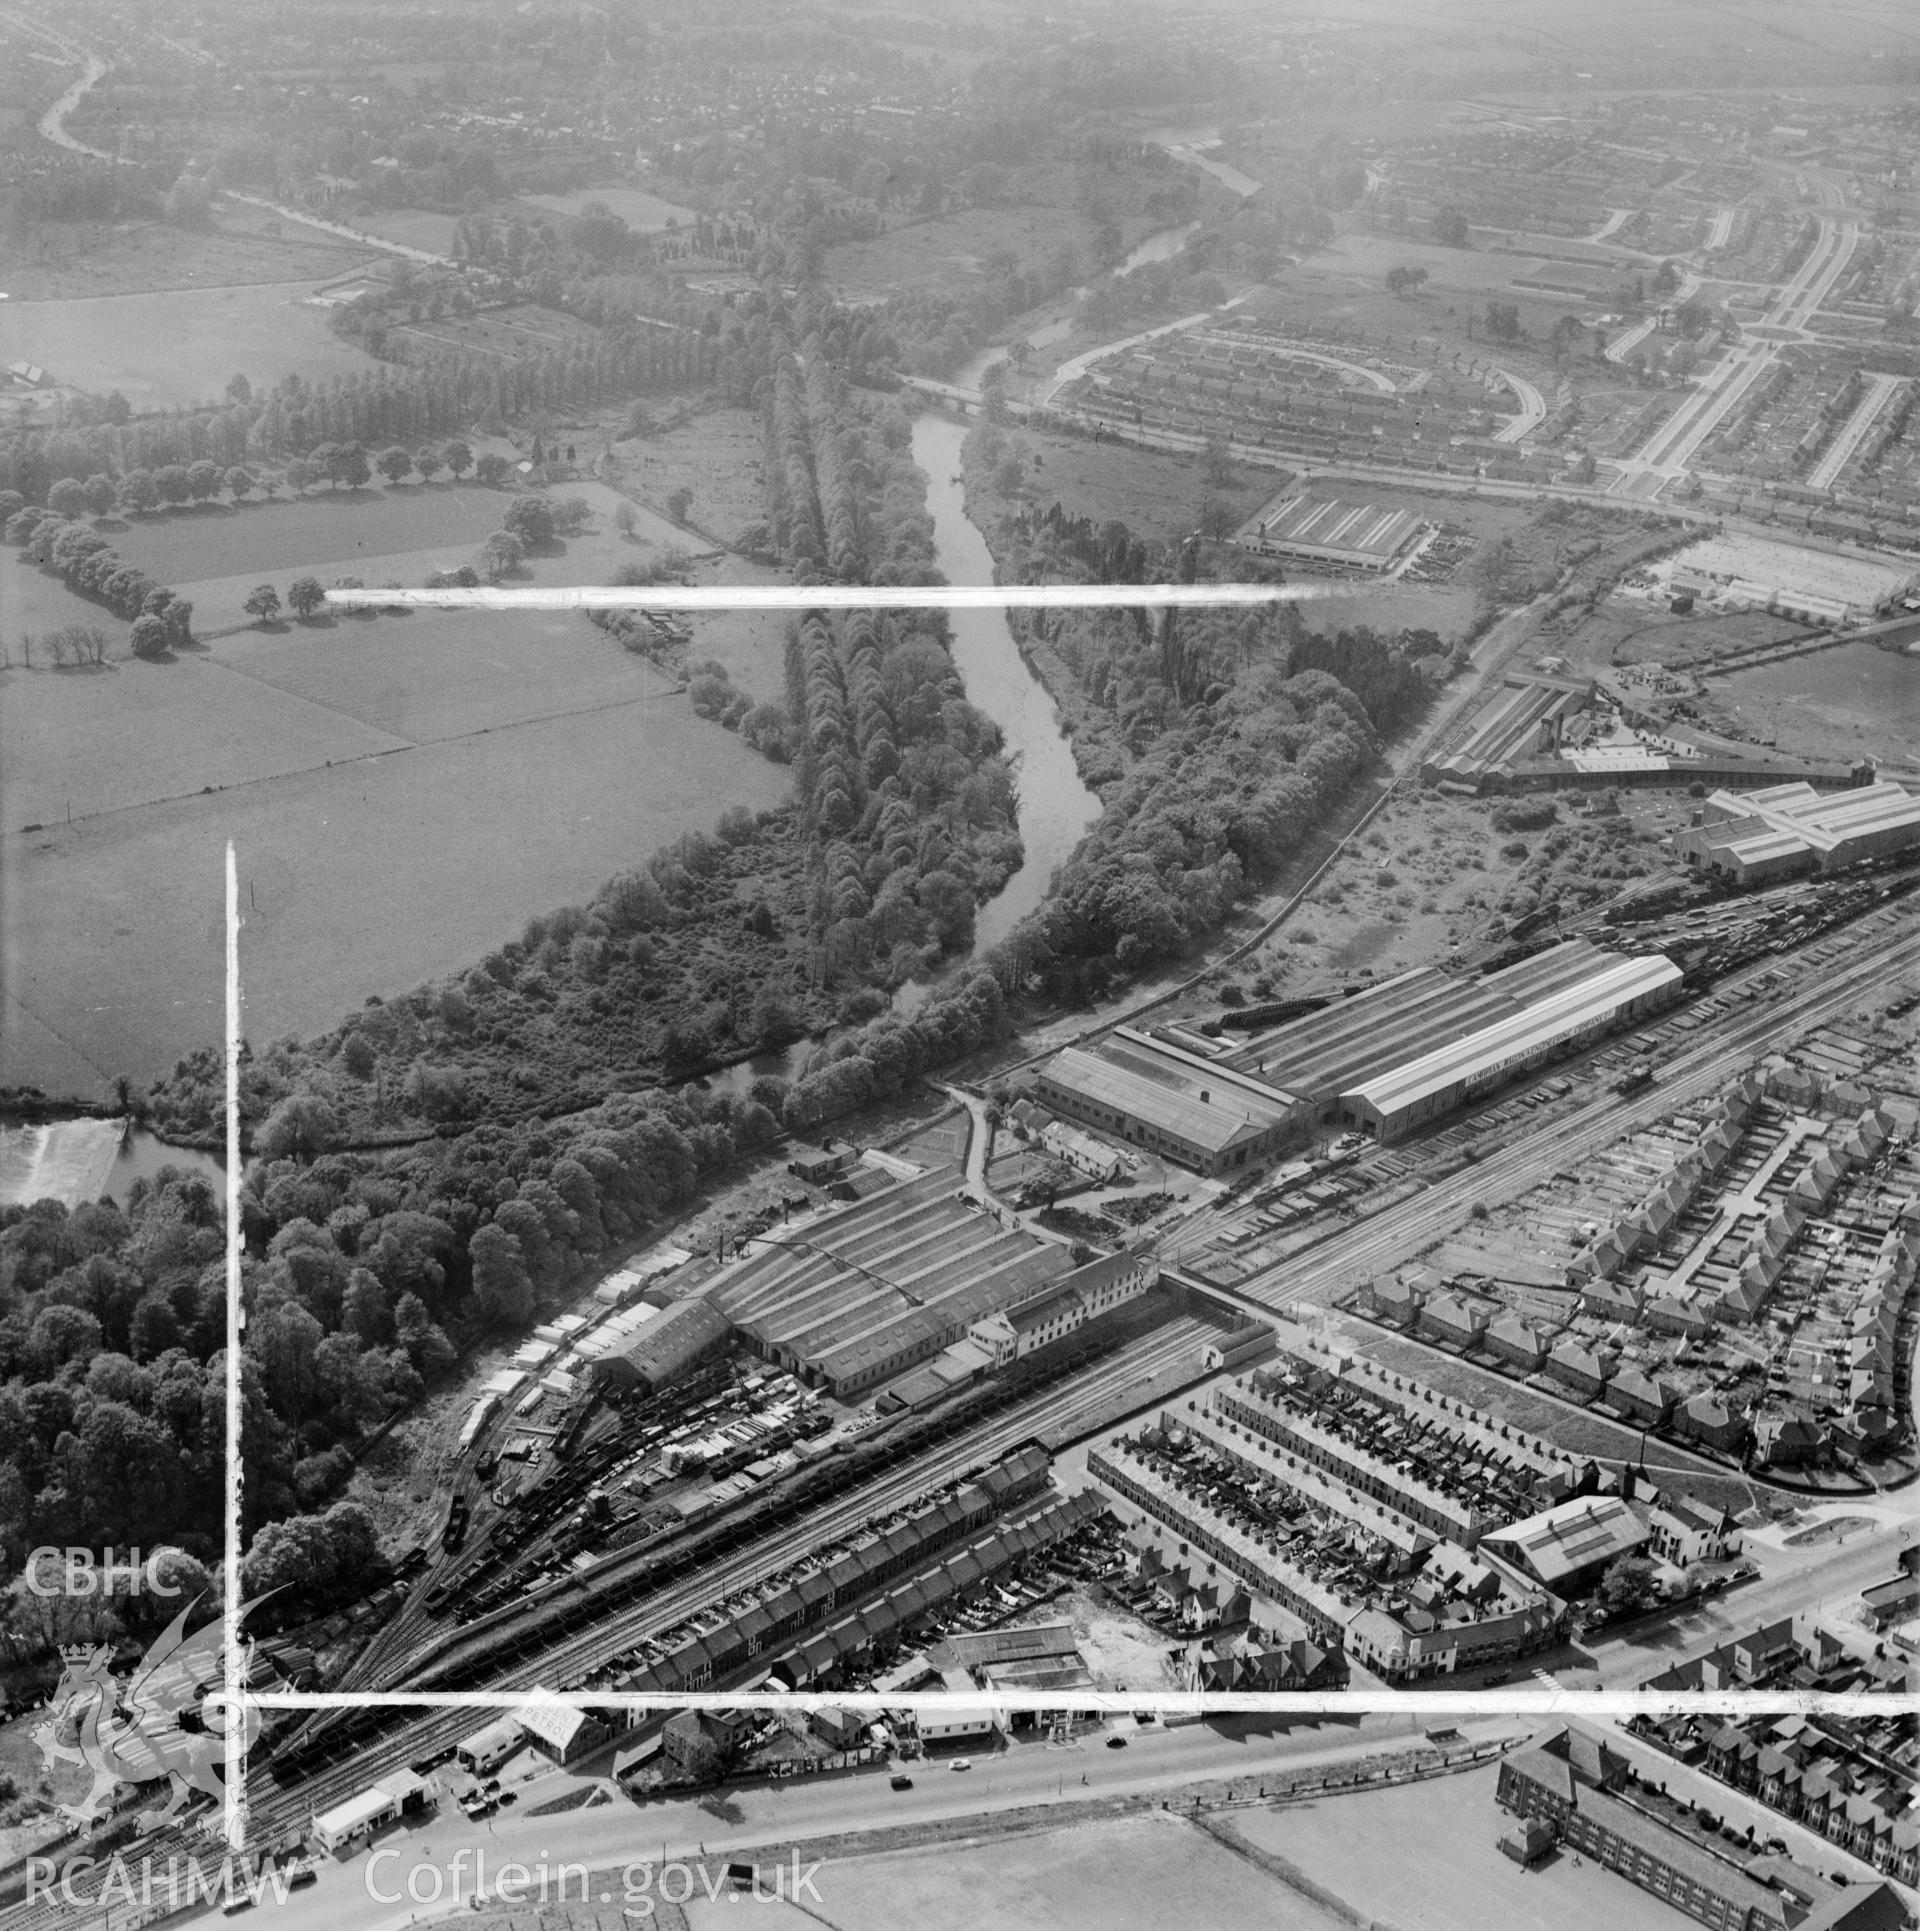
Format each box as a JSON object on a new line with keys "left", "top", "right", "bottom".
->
{"left": 1222, "top": 910, "right": 1920, "bottom": 1315}
{"left": 245, "top": 1313, "right": 1212, "bottom": 1839}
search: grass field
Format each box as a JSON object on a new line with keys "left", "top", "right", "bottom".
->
{"left": 706, "top": 1812, "right": 1347, "bottom": 1931}
{"left": 0, "top": 281, "right": 380, "bottom": 407}
{"left": 110, "top": 487, "right": 510, "bottom": 582}
{"left": 0, "top": 604, "right": 790, "bottom": 1097}
{"left": 626, "top": 407, "right": 768, "bottom": 547}
{"left": 826, "top": 205, "right": 1098, "bottom": 301}
{"left": 0, "top": 545, "right": 127, "bottom": 645}
{"left": 103, "top": 477, "right": 744, "bottom": 636}
{"left": 0, "top": 208, "right": 378, "bottom": 303}
{"left": 520, "top": 187, "right": 698, "bottom": 232}
{"left": 345, "top": 207, "right": 461, "bottom": 255}
{"left": 1234, "top": 1764, "right": 1678, "bottom": 1931}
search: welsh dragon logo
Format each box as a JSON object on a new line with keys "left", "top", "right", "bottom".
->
{"left": 34, "top": 1600, "right": 263, "bottom": 1830}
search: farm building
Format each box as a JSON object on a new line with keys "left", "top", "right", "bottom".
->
{"left": 1233, "top": 493, "right": 1424, "bottom": 571}
{"left": 1674, "top": 780, "right": 1920, "bottom": 880}
{"left": 1034, "top": 1027, "right": 1306, "bottom": 1176}
{"left": 710, "top": 1172, "right": 1081, "bottom": 1397}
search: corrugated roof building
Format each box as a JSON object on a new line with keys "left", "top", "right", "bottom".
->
{"left": 1034, "top": 1026, "right": 1305, "bottom": 1175}
{"left": 1481, "top": 1495, "right": 1649, "bottom": 1594}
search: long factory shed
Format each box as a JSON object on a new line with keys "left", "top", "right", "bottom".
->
{"left": 1031, "top": 940, "right": 1680, "bottom": 1165}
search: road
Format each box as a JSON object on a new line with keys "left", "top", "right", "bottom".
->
{"left": 1490, "top": 366, "right": 1545, "bottom": 442}
{"left": 248, "top": 1307, "right": 1218, "bottom": 1841}
{"left": 2, "top": 12, "right": 454, "bottom": 269}
{"left": 219, "top": 192, "right": 456, "bottom": 268}
{"left": 239, "top": 1715, "right": 1505, "bottom": 1931}
{"left": 1029, "top": 295, "right": 1255, "bottom": 410}
{"left": 1610, "top": 202, "right": 1859, "bottom": 497}
{"left": 1604, "top": 273, "right": 1699, "bottom": 368}
{"left": 1582, "top": 1513, "right": 1916, "bottom": 1690}
{"left": 0, "top": 8, "right": 108, "bottom": 154}
{"left": 1807, "top": 372, "right": 1904, "bottom": 493}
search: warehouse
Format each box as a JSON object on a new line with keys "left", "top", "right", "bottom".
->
{"left": 1034, "top": 1027, "right": 1305, "bottom": 1175}
{"left": 1421, "top": 670, "right": 1594, "bottom": 787}
{"left": 1341, "top": 952, "right": 1682, "bottom": 1141}
{"left": 1042, "top": 941, "right": 1675, "bottom": 1163}
{"left": 589, "top": 1296, "right": 733, "bottom": 1393}
{"left": 1227, "top": 940, "right": 1643, "bottom": 1113}
{"left": 1233, "top": 493, "right": 1424, "bottom": 571}
{"left": 1675, "top": 779, "right": 1920, "bottom": 879}
{"left": 711, "top": 1172, "right": 1079, "bottom": 1397}
{"left": 1480, "top": 1495, "right": 1649, "bottom": 1596}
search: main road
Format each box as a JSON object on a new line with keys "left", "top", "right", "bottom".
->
{"left": 232, "top": 1715, "right": 1513, "bottom": 1931}
{"left": 1611, "top": 197, "right": 1859, "bottom": 499}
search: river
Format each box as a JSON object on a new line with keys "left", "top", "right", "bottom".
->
{"left": 952, "top": 219, "right": 1204, "bottom": 392}
{"left": 911, "top": 412, "right": 1102, "bottom": 950}
{"left": 0, "top": 1119, "right": 223, "bottom": 1209}
{"left": 708, "top": 414, "right": 1101, "bottom": 1095}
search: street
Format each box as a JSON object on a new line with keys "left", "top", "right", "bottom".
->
{"left": 229, "top": 1714, "right": 1510, "bottom": 1931}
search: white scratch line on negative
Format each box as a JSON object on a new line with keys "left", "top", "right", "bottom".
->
{"left": 245, "top": 1688, "right": 1917, "bottom": 1719}
{"left": 223, "top": 841, "right": 246, "bottom": 1850}
{"left": 324, "top": 583, "right": 1338, "bottom": 612}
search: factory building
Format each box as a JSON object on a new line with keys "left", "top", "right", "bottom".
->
{"left": 589, "top": 1296, "right": 734, "bottom": 1394}
{"left": 1422, "top": 669, "right": 1596, "bottom": 788}
{"left": 965, "top": 1250, "right": 1157, "bottom": 1368}
{"left": 1341, "top": 953, "right": 1683, "bottom": 1142}
{"left": 1233, "top": 493, "right": 1425, "bottom": 571}
{"left": 711, "top": 1172, "right": 1079, "bottom": 1397}
{"left": 1675, "top": 779, "right": 1920, "bottom": 881}
{"left": 1034, "top": 1027, "right": 1306, "bottom": 1175}
{"left": 1480, "top": 1495, "right": 1649, "bottom": 1596}
{"left": 1225, "top": 941, "right": 1630, "bottom": 1107}
{"left": 1032, "top": 939, "right": 1677, "bottom": 1163}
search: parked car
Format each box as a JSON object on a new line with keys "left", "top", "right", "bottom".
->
{"left": 950, "top": 1758, "right": 971, "bottom": 1772}
{"left": 1106, "top": 1735, "right": 1129, "bottom": 1750}
{"left": 890, "top": 1775, "right": 914, "bottom": 1792}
